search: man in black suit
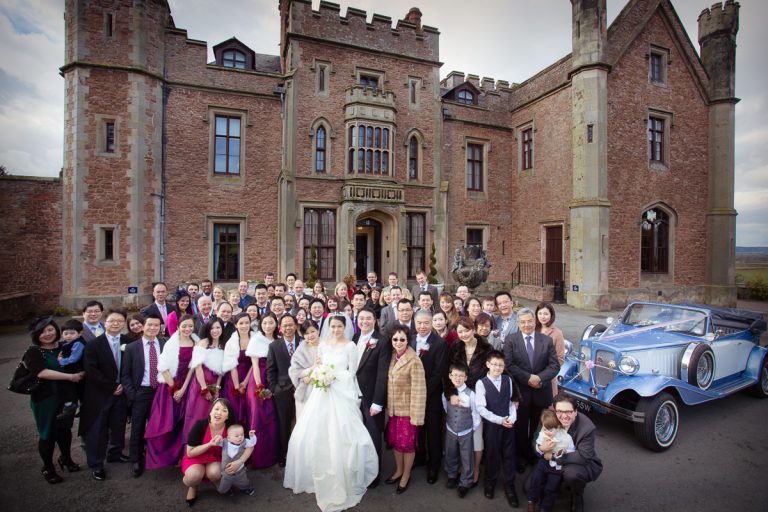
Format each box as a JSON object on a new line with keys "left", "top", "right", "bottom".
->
{"left": 352, "top": 308, "right": 389, "bottom": 487}
{"left": 503, "top": 307, "right": 560, "bottom": 470}
{"left": 139, "top": 282, "right": 170, "bottom": 335}
{"left": 79, "top": 309, "right": 130, "bottom": 481}
{"left": 410, "top": 269, "right": 439, "bottom": 305}
{"left": 544, "top": 394, "right": 602, "bottom": 512}
{"left": 120, "top": 314, "right": 164, "bottom": 477}
{"left": 366, "top": 271, "right": 380, "bottom": 289}
{"left": 254, "top": 283, "right": 271, "bottom": 317}
{"left": 266, "top": 314, "right": 301, "bottom": 467}
{"left": 350, "top": 290, "right": 368, "bottom": 335}
{"left": 411, "top": 308, "right": 448, "bottom": 484}
{"left": 194, "top": 295, "right": 216, "bottom": 337}
{"left": 237, "top": 280, "right": 256, "bottom": 310}
{"left": 291, "top": 279, "right": 313, "bottom": 303}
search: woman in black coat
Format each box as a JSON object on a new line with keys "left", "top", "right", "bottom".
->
{"left": 22, "top": 316, "right": 85, "bottom": 483}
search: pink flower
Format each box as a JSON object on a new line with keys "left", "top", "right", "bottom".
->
{"left": 585, "top": 360, "right": 595, "bottom": 370}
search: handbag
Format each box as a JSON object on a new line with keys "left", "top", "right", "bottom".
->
{"left": 7, "top": 348, "right": 43, "bottom": 395}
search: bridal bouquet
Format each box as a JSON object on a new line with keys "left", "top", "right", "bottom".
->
{"left": 254, "top": 382, "right": 272, "bottom": 401}
{"left": 309, "top": 364, "right": 336, "bottom": 392}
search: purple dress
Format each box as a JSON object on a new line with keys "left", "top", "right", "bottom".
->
{"left": 183, "top": 365, "right": 221, "bottom": 444}
{"left": 246, "top": 357, "right": 279, "bottom": 468}
{"left": 145, "top": 346, "right": 193, "bottom": 469}
{"left": 222, "top": 349, "right": 251, "bottom": 424}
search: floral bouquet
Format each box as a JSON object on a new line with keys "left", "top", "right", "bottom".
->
{"left": 254, "top": 382, "right": 273, "bottom": 400}
{"left": 309, "top": 364, "right": 336, "bottom": 392}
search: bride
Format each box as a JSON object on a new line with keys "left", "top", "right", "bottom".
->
{"left": 283, "top": 315, "right": 378, "bottom": 512}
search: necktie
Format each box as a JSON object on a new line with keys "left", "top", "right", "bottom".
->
{"left": 203, "top": 315, "right": 209, "bottom": 324}
{"left": 148, "top": 340, "right": 158, "bottom": 388}
{"left": 287, "top": 341, "right": 294, "bottom": 357}
{"left": 159, "top": 303, "right": 167, "bottom": 324}
{"left": 111, "top": 336, "right": 121, "bottom": 381}
{"left": 525, "top": 335, "right": 535, "bottom": 368}
{"left": 94, "top": 324, "right": 104, "bottom": 336}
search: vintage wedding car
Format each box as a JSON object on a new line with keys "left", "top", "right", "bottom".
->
{"left": 557, "top": 302, "right": 767, "bottom": 451}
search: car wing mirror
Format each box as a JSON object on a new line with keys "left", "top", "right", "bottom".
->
{"left": 749, "top": 319, "right": 767, "bottom": 336}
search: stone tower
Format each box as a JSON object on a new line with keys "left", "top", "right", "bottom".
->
{"left": 699, "top": 1, "right": 740, "bottom": 306}
{"left": 568, "top": 0, "right": 610, "bottom": 310}
{"left": 60, "top": 0, "right": 170, "bottom": 308}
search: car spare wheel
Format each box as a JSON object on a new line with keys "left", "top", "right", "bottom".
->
{"left": 581, "top": 323, "right": 607, "bottom": 342}
{"left": 634, "top": 392, "right": 679, "bottom": 452}
{"left": 682, "top": 343, "right": 716, "bottom": 390}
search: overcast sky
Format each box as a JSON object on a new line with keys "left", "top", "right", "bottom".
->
{"left": 1, "top": 0, "right": 765, "bottom": 245}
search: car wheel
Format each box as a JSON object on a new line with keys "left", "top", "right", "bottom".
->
{"left": 634, "top": 392, "right": 679, "bottom": 451}
{"left": 747, "top": 358, "right": 768, "bottom": 398}
{"left": 685, "top": 344, "right": 716, "bottom": 390}
{"left": 581, "top": 323, "right": 607, "bottom": 342}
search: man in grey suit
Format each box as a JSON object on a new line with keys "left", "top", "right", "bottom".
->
{"left": 378, "top": 286, "right": 403, "bottom": 329}
{"left": 503, "top": 307, "right": 559, "bottom": 471}
{"left": 493, "top": 291, "right": 518, "bottom": 344}
{"left": 80, "top": 300, "right": 105, "bottom": 342}
{"left": 410, "top": 269, "right": 438, "bottom": 305}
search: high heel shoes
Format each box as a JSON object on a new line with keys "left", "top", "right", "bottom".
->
{"left": 58, "top": 456, "right": 81, "bottom": 472}
{"left": 42, "top": 467, "right": 63, "bottom": 484}
{"left": 186, "top": 488, "right": 197, "bottom": 507}
{"left": 396, "top": 479, "right": 409, "bottom": 494}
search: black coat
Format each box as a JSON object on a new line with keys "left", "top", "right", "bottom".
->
{"left": 120, "top": 338, "right": 166, "bottom": 402}
{"left": 409, "top": 331, "right": 448, "bottom": 412}
{"left": 266, "top": 336, "right": 302, "bottom": 394}
{"left": 503, "top": 331, "right": 560, "bottom": 409}
{"left": 352, "top": 330, "right": 389, "bottom": 408}
{"left": 79, "top": 333, "right": 129, "bottom": 435}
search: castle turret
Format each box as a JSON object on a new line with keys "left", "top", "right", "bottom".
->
{"left": 699, "top": 1, "right": 740, "bottom": 306}
{"left": 61, "top": 0, "right": 170, "bottom": 308}
{"left": 567, "top": 0, "right": 611, "bottom": 310}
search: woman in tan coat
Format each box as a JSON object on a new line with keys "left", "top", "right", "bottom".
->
{"left": 385, "top": 326, "right": 426, "bottom": 494}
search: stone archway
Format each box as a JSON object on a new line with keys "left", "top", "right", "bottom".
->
{"left": 339, "top": 206, "right": 400, "bottom": 285}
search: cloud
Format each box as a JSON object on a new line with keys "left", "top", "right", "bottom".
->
{"left": 0, "top": 5, "right": 42, "bottom": 35}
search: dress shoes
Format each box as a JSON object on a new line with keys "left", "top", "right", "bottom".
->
{"left": 570, "top": 492, "right": 584, "bottom": 512}
{"left": 367, "top": 476, "right": 380, "bottom": 489}
{"left": 107, "top": 453, "right": 130, "bottom": 463}
{"left": 91, "top": 469, "right": 106, "bottom": 481}
{"left": 427, "top": 471, "right": 438, "bottom": 484}
{"left": 57, "top": 456, "right": 81, "bottom": 472}
{"left": 384, "top": 475, "right": 401, "bottom": 485}
{"left": 446, "top": 477, "right": 459, "bottom": 489}
{"left": 457, "top": 486, "right": 470, "bottom": 498}
{"left": 395, "top": 480, "right": 409, "bottom": 494}
{"left": 41, "top": 467, "right": 63, "bottom": 484}
{"left": 185, "top": 497, "right": 197, "bottom": 508}
{"left": 505, "top": 487, "right": 520, "bottom": 508}
{"left": 130, "top": 462, "right": 144, "bottom": 478}
{"left": 484, "top": 487, "right": 495, "bottom": 499}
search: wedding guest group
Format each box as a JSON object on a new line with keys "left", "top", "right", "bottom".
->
{"left": 16, "top": 273, "right": 603, "bottom": 511}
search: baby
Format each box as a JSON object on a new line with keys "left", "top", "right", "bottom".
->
{"left": 526, "top": 410, "right": 576, "bottom": 512}
{"left": 217, "top": 424, "right": 257, "bottom": 496}
{"left": 57, "top": 319, "right": 86, "bottom": 421}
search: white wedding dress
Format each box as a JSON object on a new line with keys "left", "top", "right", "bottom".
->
{"left": 283, "top": 340, "right": 378, "bottom": 512}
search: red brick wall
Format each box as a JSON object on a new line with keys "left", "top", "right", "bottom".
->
{"left": 607, "top": 11, "right": 709, "bottom": 290}
{"left": 0, "top": 177, "right": 62, "bottom": 312}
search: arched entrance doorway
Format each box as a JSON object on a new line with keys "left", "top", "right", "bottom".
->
{"left": 355, "top": 217, "right": 382, "bottom": 281}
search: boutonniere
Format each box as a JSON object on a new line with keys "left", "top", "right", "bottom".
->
{"left": 419, "top": 344, "right": 430, "bottom": 357}
{"left": 366, "top": 340, "right": 377, "bottom": 349}
{"left": 120, "top": 343, "right": 127, "bottom": 352}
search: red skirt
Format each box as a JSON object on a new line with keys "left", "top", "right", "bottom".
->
{"left": 387, "top": 415, "right": 419, "bottom": 453}
{"left": 180, "top": 424, "right": 226, "bottom": 474}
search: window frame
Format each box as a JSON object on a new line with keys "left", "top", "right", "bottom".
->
{"left": 222, "top": 49, "right": 246, "bottom": 69}
{"left": 408, "top": 135, "right": 419, "bottom": 180}
{"left": 466, "top": 227, "right": 485, "bottom": 250}
{"left": 466, "top": 142, "right": 484, "bottom": 192}
{"left": 94, "top": 224, "right": 119, "bottom": 266}
{"left": 355, "top": 68, "right": 385, "bottom": 92}
{"left": 640, "top": 207, "right": 670, "bottom": 274}
{"left": 405, "top": 212, "right": 426, "bottom": 279}
{"left": 648, "top": 45, "right": 670, "bottom": 86}
{"left": 517, "top": 121, "right": 535, "bottom": 175}
{"left": 315, "top": 125, "right": 327, "bottom": 173}
{"left": 408, "top": 77, "right": 422, "bottom": 108}
{"left": 457, "top": 89, "right": 474, "bottom": 105}
{"left": 95, "top": 115, "right": 119, "bottom": 158}
{"left": 208, "top": 108, "right": 247, "bottom": 179}
{"left": 346, "top": 122, "right": 393, "bottom": 177}
{"left": 303, "top": 208, "right": 337, "bottom": 282}
{"left": 647, "top": 109, "right": 672, "bottom": 171}
{"left": 211, "top": 222, "right": 242, "bottom": 282}
{"left": 314, "top": 60, "right": 331, "bottom": 96}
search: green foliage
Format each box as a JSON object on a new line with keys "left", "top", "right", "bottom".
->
{"left": 306, "top": 244, "right": 318, "bottom": 289}
{"left": 428, "top": 242, "right": 439, "bottom": 284}
{"left": 738, "top": 274, "right": 768, "bottom": 301}
{"left": 52, "top": 306, "right": 72, "bottom": 317}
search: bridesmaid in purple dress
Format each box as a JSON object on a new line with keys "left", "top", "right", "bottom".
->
{"left": 245, "top": 312, "right": 280, "bottom": 468}
{"left": 182, "top": 318, "right": 225, "bottom": 444}
{"left": 145, "top": 314, "right": 196, "bottom": 469}
{"left": 221, "top": 313, "right": 254, "bottom": 424}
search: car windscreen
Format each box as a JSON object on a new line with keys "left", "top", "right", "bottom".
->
{"left": 622, "top": 304, "right": 707, "bottom": 336}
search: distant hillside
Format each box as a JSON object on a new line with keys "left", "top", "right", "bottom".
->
{"left": 737, "top": 247, "right": 768, "bottom": 266}
{"left": 736, "top": 247, "right": 768, "bottom": 254}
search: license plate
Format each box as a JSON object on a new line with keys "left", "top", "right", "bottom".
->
{"left": 575, "top": 399, "right": 592, "bottom": 413}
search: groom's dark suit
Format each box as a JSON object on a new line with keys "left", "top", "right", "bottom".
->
{"left": 503, "top": 330, "right": 559, "bottom": 462}
{"left": 353, "top": 330, "right": 389, "bottom": 470}
{"left": 267, "top": 335, "right": 302, "bottom": 463}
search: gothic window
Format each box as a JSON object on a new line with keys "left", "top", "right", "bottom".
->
{"left": 406, "top": 213, "right": 425, "bottom": 278}
{"left": 214, "top": 115, "right": 241, "bottom": 175}
{"left": 213, "top": 223, "right": 240, "bottom": 281}
{"left": 315, "top": 126, "right": 326, "bottom": 173}
{"left": 408, "top": 136, "right": 419, "bottom": 180}
{"left": 318, "top": 66, "right": 326, "bottom": 93}
{"left": 347, "top": 123, "right": 391, "bottom": 175}
{"left": 466, "top": 143, "right": 483, "bottom": 191}
{"left": 304, "top": 209, "right": 336, "bottom": 281}
{"left": 105, "top": 122, "right": 115, "bottom": 153}
{"left": 222, "top": 50, "right": 246, "bottom": 69}
{"left": 641, "top": 208, "right": 669, "bottom": 273}
{"left": 648, "top": 46, "right": 670, "bottom": 85}
{"left": 457, "top": 90, "right": 474, "bottom": 105}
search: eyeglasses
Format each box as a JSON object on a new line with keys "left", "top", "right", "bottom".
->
{"left": 105, "top": 318, "right": 125, "bottom": 324}
{"left": 555, "top": 410, "right": 575, "bottom": 415}
{"left": 391, "top": 337, "right": 408, "bottom": 342}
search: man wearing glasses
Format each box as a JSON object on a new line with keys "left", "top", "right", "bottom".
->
{"left": 539, "top": 395, "right": 603, "bottom": 512}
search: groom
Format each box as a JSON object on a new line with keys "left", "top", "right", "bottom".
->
{"left": 352, "top": 308, "right": 389, "bottom": 488}
{"left": 267, "top": 313, "right": 302, "bottom": 467}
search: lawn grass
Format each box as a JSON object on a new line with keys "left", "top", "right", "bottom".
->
{"left": 736, "top": 267, "right": 768, "bottom": 283}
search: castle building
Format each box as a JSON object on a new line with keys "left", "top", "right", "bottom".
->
{"left": 56, "top": 0, "right": 740, "bottom": 311}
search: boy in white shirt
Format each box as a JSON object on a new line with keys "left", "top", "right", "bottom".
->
{"left": 442, "top": 363, "right": 481, "bottom": 498}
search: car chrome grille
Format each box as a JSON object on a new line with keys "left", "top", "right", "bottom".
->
{"left": 578, "top": 347, "right": 591, "bottom": 382}
{"left": 594, "top": 350, "right": 615, "bottom": 387}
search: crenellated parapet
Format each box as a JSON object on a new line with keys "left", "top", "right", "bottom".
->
{"left": 440, "top": 71, "right": 514, "bottom": 95}
{"left": 283, "top": 0, "right": 439, "bottom": 62}
{"left": 698, "top": 1, "right": 740, "bottom": 100}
